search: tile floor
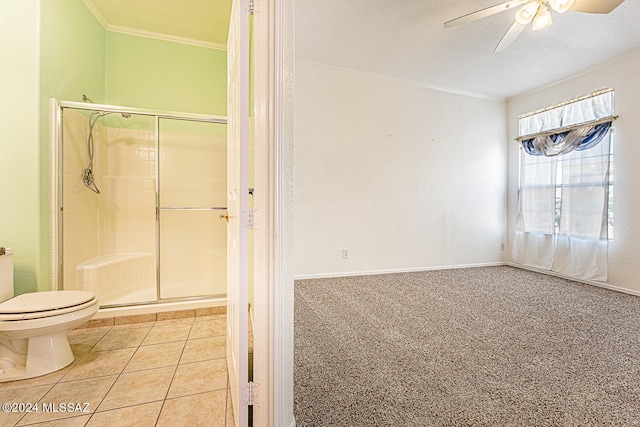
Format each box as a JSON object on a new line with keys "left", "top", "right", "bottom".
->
{"left": 0, "top": 313, "right": 234, "bottom": 427}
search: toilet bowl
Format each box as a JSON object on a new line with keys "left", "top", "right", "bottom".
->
{"left": 0, "top": 248, "right": 99, "bottom": 382}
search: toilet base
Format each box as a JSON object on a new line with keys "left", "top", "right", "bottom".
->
{"left": 0, "top": 332, "right": 74, "bottom": 382}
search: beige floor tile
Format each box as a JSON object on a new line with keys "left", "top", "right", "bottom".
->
{"left": 167, "top": 359, "right": 227, "bottom": 399}
{"left": 180, "top": 336, "right": 225, "bottom": 364}
{"left": 0, "top": 363, "right": 73, "bottom": 392}
{"left": 0, "top": 313, "right": 229, "bottom": 427}
{"left": 195, "top": 306, "right": 226, "bottom": 317}
{"left": 87, "top": 401, "right": 162, "bottom": 427}
{"left": 81, "top": 318, "right": 114, "bottom": 329}
{"left": 112, "top": 321, "right": 156, "bottom": 331}
{"left": 97, "top": 366, "right": 175, "bottom": 412}
{"left": 92, "top": 328, "right": 150, "bottom": 351}
{"left": 156, "top": 390, "right": 226, "bottom": 427}
{"left": 20, "top": 415, "right": 91, "bottom": 426}
{"left": 68, "top": 325, "right": 111, "bottom": 338}
{"left": 113, "top": 313, "right": 157, "bottom": 326}
{"left": 0, "top": 385, "right": 51, "bottom": 427}
{"left": 226, "top": 386, "right": 235, "bottom": 427}
{"left": 188, "top": 318, "right": 226, "bottom": 339}
{"left": 61, "top": 348, "right": 136, "bottom": 382}
{"left": 124, "top": 341, "right": 185, "bottom": 373}
{"left": 67, "top": 327, "right": 111, "bottom": 356}
{"left": 18, "top": 375, "right": 117, "bottom": 425}
{"left": 142, "top": 324, "right": 192, "bottom": 346}
{"left": 152, "top": 317, "right": 195, "bottom": 327}
{"left": 195, "top": 313, "right": 226, "bottom": 322}
{"left": 156, "top": 310, "right": 195, "bottom": 321}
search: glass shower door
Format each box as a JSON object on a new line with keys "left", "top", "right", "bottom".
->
{"left": 60, "top": 107, "right": 158, "bottom": 306}
{"left": 158, "top": 118, "right": 227, "bottom": 299}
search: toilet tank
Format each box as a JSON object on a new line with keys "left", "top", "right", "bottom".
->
{"left": 0, "top": 247, "right": 15, "bottom": 302}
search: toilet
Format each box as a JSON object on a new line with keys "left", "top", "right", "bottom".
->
{"left": 0, "top": 247, "right": 99, "bottom": 382}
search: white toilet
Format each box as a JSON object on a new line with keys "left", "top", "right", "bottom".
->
{"left": 0, "top": 247, "right": 99, "bottom": 382}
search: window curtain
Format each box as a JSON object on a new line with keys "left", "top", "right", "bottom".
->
{"left": 513, "top": 90, "right": 614, "bottom": 281}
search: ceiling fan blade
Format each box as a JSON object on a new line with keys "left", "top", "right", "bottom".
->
{"left": 570, "top": 0, "right": 625, "bottom": 13}
{"left": 445, "top": 0, "right": 528, "bottom": 28}
{"left": 494, "top": 21, "right": 527, "bottom": 52}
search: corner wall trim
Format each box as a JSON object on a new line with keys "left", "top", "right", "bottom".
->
{"left": 505, "top": 262, "right": 640, "bottom": 298}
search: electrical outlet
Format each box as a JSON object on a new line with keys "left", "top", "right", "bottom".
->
{"left": 500, "top": 243, "right": 505, "bottom": 251}
{"left": 342, "top": 249, "right": 349, "bottom": 259}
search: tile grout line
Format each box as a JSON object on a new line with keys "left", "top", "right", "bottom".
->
{"left": 82, "top": 323, "right": 122, "bottom": 425}
{"left": 154, "top": 319, "right": 195, "bottom": 426}
{"left": 91, "top": 320, "right": 179, "bottom": 418}
{"left": 25, "top": 325, "right": 111, "bottom": 426}
{"left": 6, "top": 314, "right": 228, "bottom": 427}
{"left": 224, "top": 372, "right": 230, "bottom": 426}
{"left": 152, "top": 322, "right": 192, "bottom": 426}
{"left": 86, "top": 323, "right": 150, "bottom": 423}
{"left": 12, "top": 381, "right": 58, "bottom": 427}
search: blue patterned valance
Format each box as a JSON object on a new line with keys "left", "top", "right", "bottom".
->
{"left": 517, "top": 89, "right": 616, "bottom": 157}
{"left": 521, "top": 120, "right": 613, "bottom": 157}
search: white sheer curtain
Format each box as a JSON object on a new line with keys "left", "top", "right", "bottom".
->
{"left": 513, "top": 90, "right": 614, "bottom": 281}
{"left": 512, "top": 153, "right": 557, "bottom": 270}
{"left": 553, "top": 138, "right": 610, "bottom": 279}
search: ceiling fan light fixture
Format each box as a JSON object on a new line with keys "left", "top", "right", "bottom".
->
{"left": 549, "top": 0, "right": 576, "bottom": 13}
{"left": 515, "top": 2, "right": 541, "bottom": 24}
{"left": 532, "top": 6, "right": 553, "bottom": 30}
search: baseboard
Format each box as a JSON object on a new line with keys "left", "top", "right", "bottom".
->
{"left": 294, "top": 262, "right": 505, "bottom": 280}
{"left": 295, "top": 262, "right": 640, "bottom": 298}
{"left": 505, "top": 262, "right": 640, "bottom": 297}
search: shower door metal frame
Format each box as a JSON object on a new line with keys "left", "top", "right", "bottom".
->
{"left": 56, "top": 100, "right": 228, "bottom": 308}
{"left": 155, "top": 115, "right": 229, "bottom": 302}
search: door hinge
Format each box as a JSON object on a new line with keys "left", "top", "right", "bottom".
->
{"left": 248, "top": 0, "right": 255, "bottom": 15}
{"left": 242, "top": 382, "right": 258, "bottom": 406}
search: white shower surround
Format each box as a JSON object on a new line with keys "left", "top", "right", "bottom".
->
{"left": 75, "top": 252, "right": 155, "bottom": 304}
{"left": 52, "top": 102, "right": 227, "bottom": 310}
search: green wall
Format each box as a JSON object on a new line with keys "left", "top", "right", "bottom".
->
{"left": 40, "top": 0, "right": 106, "bottom": 106}
{"left": 0, "top": 0, "right": 42, "bottom": 295}
{"left": 1, "top": 0, "right": 227, "bottom": 295}
{"left": 38, "top": 0, "right": 106, "bottom": 293}
{"left": 105, "top": 32, "right": 227, "bottom": 116}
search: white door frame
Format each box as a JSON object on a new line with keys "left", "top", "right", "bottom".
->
{"left": 252, "top": 0, "right": 295, "bottom": 425}
{"left": 227, "top": 0, "right": 250, "bottom": 424}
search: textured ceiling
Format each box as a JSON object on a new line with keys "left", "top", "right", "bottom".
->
{"left": 296, "top": 0, "right": 640, "bottom": 99}
{"left": 83, "top": 0, "right": 232, "bottom": 48}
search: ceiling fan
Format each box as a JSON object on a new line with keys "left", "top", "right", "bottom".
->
{"left": 444, "top": 0, "right": 625, "bottom": 52}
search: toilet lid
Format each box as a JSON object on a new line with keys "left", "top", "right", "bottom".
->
{"left": 0, "top": 291, "right": 96, "bottom": 314}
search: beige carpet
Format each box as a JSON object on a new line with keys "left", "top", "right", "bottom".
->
{"left": 294, "top": 266, "right": 640, "bottom": 426}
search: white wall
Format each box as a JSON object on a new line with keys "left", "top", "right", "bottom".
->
{"left": 295, "top": 62, "right": 508, "bottom": 278}
{"left": 507, "top": 51, "right": 640, "bottom": 294}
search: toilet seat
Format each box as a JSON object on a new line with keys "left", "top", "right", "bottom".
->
{"left": 0, "top": 291, "right": 98, "bottom": 321}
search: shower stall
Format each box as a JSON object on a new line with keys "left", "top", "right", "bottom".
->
{"left": 54, "top": 100, "right": 227, "bottom": 308}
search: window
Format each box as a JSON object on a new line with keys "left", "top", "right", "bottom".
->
{"left": 513, "top": 89, "right": 616, "bottom": 281}
{"left": 552, "top": 138, "right": 614, "bottom": 239}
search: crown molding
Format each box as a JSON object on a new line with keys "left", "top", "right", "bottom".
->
{"left": 81, "top": 0, "right": 226, "bottom": 51}
{"left": 81, "top": 0, "right": 108, "bottom": 27}
{"left": 106, "top": 26, "right": 226, "bottom": 50}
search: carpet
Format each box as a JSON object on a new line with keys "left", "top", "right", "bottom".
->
{"left": 294, "top": 266, "right": 640, "bottom": 426}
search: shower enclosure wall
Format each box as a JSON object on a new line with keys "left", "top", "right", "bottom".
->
{"left": 56, "top": 101, "right": 227, "bottom": 308}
